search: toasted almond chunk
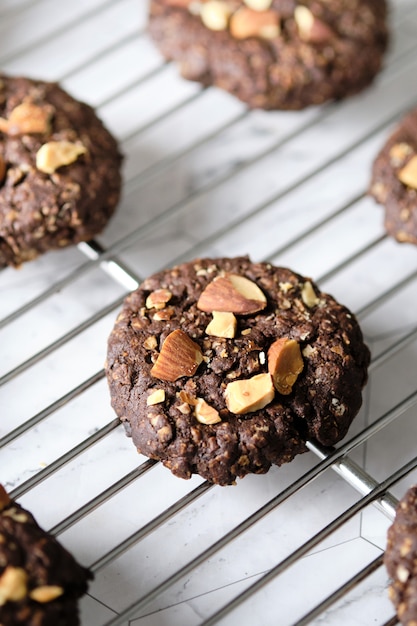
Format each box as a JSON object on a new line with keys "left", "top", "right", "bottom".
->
{"left": 146, "top": 289, "right": 172, "bottom": 310}
{"left": 150, "top": 329, "right": 203, "bottom": 381}
{"left": 147, "top": 389, "right": 166, "bottom": 405}
{"left": 36, "top": 141, "right": 87, "bottom": 175}
{"left": 243, "top": 0, "right": 272, "bottom": 10}
{"left": 0, "top": 566, "right": 28, "bottom": 605}
{"left": 301, "top": 281, "right": 319, "bottom": 308}
{"left": 205, "top": 311, "right": 237, "bottom": 338}
{"left": 398, "top": 155, "right": 417, "bottom": 190}
{"left": 194, "top": 398, "right": 222, "bottom": 424}
{"left": 268, "top": 337, "right": 303, "bottom": 395}
{"left": 200, "top": 1, "right": 231, "bottom": 30}
{"left": 225, "top": 373, "right": 275, "bottom": 414}
{"left": 29, "top": 585, "right": 64, "bottom": 603}
{"left": 6, "top": 102, "right": 53, "bottom": 136}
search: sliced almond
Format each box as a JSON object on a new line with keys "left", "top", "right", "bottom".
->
{"left": 398, "top": 155, "right": 417, "bottom": 190}
{"left": 230, "top": 7, "right": 280, "bottom": 39}
{"left": 225, "top": 372, "right": 275, "bottom": 414}
{"left": 197, "top": 273, "right": 267, "bottom": 315}
{"left": 294, "top": 6, "right": 334, "bottom": 43}
{"left": 0, "top": 485, "right": 10, "bottom": 512}
{"left": 301, "top": 281, "right": 319, "bottom": 308}
{"left": 200, "top": 0, "right": 231, "bottom": 30}
{"left": 0, "top": 566, "right": 28, "bottom": 605}
{"left": 36, "top": 141, "right": 87, "bottom": 175}
{"left": 268, "top": 337, "right": 303, "bottom": 395}
{"left": 194, "top": 398, "right": 222, "bottom": 424}
{"left": 205, "top": 311, "right": 237, "bottom": 338}
{"left": 3, "top": 102, "right": 53, "bottom": 136}
{"left": 146, "top": 289, "right": 172, "bottom": 310}
{"left": 150, "top": 329, "right": 203, "bottom": 382}
{"left": 147, "top": 389, "right": 166, "bottom": 405}
{"left": 29, "top": 585, "right": 64, "bottom": 603}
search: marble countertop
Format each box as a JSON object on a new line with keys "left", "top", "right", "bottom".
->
{"left": 1, "top": 1, "right": 417, "bottom": 624}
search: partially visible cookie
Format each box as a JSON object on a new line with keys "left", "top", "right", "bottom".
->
{"left": 106, "top": 256, "right": 370, "bottom": 485}
{"left": 148, "top": 0, "right": 389, "bottom": 110}
{"left": 0, "top": 74, "right": 122, "bottom": 267}
{"left": 385, "top": 485, "right": 417, "bottom": 626}
{"left": 0, "top": 485, "right": 92, "bottom": 626}
{"left": 369, "top": 107, "right": 417, "bottom": 245}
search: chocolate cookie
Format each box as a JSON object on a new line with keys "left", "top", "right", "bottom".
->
{"left": 148, "top": 0, "right": 388, "bottom": 110}
{"left": 0, "top": 74, "right": 122, "bottom": 267}
{"left": 385, "top": 485, "right": 417, "bottom": 626}
{"left": 369, "top": 107, "right": 417, "bottom": 245}
{"left": 106, "top": 257, "right": 370, "bottom": 485}
{"left": 0, "top": 485, "right": 92, "bottom": 626}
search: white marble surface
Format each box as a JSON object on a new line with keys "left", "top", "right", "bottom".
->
{"left": 1, "top": 1, "right": 417, "bottom": 625}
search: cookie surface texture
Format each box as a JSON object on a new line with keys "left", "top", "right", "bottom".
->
{"left": 0, "top": 74, "right": 122, "bottom": 267}
{"left": 148, "top": 0, "right": 388, "bottom": 110}
{"left": 106, "top": 257, "right": 370, "bottom": 485}
{"left": 0, "top": 485, "right": 92, "bottom": 626}
{"left": 385, "top": 485, "right": 417, "bottom": 626}
{"left": 369, "top": 107, "right": 417, "bottom": 245}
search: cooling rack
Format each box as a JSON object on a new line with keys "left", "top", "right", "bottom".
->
{"left": 1, "top": 1, "right": 417, "bottom": 624}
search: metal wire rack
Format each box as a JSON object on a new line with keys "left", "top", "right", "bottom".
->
{"left": 1, "top": 1, "right": 417, "bottom": 624}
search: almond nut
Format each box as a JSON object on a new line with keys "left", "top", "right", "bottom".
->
{"left": 0, "top": 566, "right": 28, "bottom": 606}
{"left": 230, "top": 7, "right": 280, "bottom": 39}
{"left": 389, "top": 142, "right": 413, "bottom": 166}
{"left": 146, "top": 289, "right": 172, "bottom": 310}
{"left": 147, "top": 389, "right": 166, "bottom": 405}
{"left": 194, "top": 398, "right": 222, "bottom": 424}
{"left": 0, "top": 485, "right": 10, "bottom": 512}
{"left": 36, "top": 141, "right": 87, "bottom": 175}
{"left": 197, "top": 273, "right": 267, "bottom": 315}
{"left": 301, "top": 281, "right": 319, "bottom": 308}
{"left": 200, "top": 1, "right": 231, "bottom": 30}
{"left": 205, "top": 311, "right": 237, "bottom": 338}
{"left": 1, "top": 102, "right": 53, "bottom": 136}
{"left": 29, "top": 585, "right": 64, "bottom": 603}
{"left": 243, "top": 0, "right": 273, "bottom": 10}
{"left": 398, "top": 155, "right": 417, "bottom": 190}
{"left": 225, "top": 372, "right": 275, "bottom": 414}
{"left": 268, "top": 337, "right": 303, "bottom": 394}
{"left": 150, "top": 329, "right": 203, "bottom": 381}
{"left": 294, "top": 6, "right": 334, "bottom": 43}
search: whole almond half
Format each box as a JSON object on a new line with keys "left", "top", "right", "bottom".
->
{"left": 150, "top": 329, "right": 203, "bottom": 382}
{"left": 0, "top": 485, "right": 11, "bottom": 511}
{"left": 197, "top": 274, "right": 267, "bottom": 315}
{"left": 268, "top": 337, "right": 304, "bottom": 395}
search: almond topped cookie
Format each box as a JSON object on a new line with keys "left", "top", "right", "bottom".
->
{"left": 148, "top": 0, "right": 389, "bottom": 110}
{"left": 0, "top": 74, "right": 122, "bottom": 267}
{"left": 106, "top": 257, "right": 370, "bottom": 485}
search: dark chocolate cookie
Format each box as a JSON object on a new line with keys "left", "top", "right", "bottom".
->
{"left": 0, "top": 74, "right": 122, "bottom": 267}
{"left": 106, "top": 257, "right": 370, "bottom": 485}
{"left": 369, "top": 107, "right": 417, "bottom": 245}
{"left": 385, "top": 485, "right": 417, "bottom": 626}
{"left": 148, "top": 0, "right": 388, "bottom": 110}
{"left": 0, "top": 485, "right": 92, "bottom": 626}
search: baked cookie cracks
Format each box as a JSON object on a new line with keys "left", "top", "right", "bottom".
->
{"left": 148, "top": 0, "right": 389, "bottom": 110}
{"left": 370, "top": 107, "right": 417, "bottom": 245}
{"left": 0, "top": 74, "right": 122, "bottom": 267}
{"left": 0, "top": 485, "right": 92, "bottom": 626}
{"left": 106, "top": 257, "right": 370, "bottom": 485}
